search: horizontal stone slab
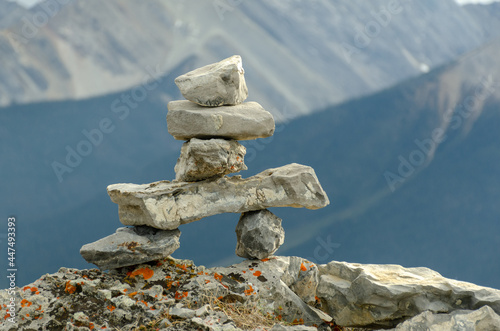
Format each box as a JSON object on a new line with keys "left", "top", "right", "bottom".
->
{"left": 166, "top": 100, "right": 275, "bottom": 140}
{"left": 174, "top": 55, "right": 248, "bottom": 107}
{"left": 107, "top": 163, "right": 330, "bottom": 230}
{"left": 80, "top": 226, "right": 180, "bottom": 270}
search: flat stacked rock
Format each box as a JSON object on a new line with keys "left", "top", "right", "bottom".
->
{"left": 80, "top": 55, "right": 329, "bottom": 269}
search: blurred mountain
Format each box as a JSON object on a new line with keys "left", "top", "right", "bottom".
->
{"left": 1, "top": 0, "right": 500, "bottom": 118}
{"left": 244, "top": 36, "right": 500, "bottom": 289}
{"left": 0, "top": 0, "right": 27, "bottom": 29}
{"left": 2, "top": 35, "right": 500, "bottom": 289}
{"left": 463, "top": 2, "right": 500, "bottom": 39}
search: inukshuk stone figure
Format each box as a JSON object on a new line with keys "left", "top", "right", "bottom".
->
{"left": 80, "top": 55, "right": 329, "bottom": 269}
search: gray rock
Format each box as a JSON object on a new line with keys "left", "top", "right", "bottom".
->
{"left": 195, "top": 304, "right": 210, "bottom": 317}
{"left": 175, "top": 138, "right": 247, "bottom": 182}
{"left": 167, "top": 100, "right": 275, "bottom": 141}
{"left": 387, "top": 306, "right": 500, "bottom": 331}
{"left": 270, "top": 325, "right": 318, "bottom": 331}
{"left": 317, "top": 261, "right": 500, "bottom": 328}
{"left": 182, "top": 256, "right": 325, "bottom": 326}
{"left": 80, "top": 226, "right": 180, "bottom": 270}
{"left": 107, "top": 163, "right": 330, "bottom": 230}
{"left": 235, "top": 209, "right": 285, "bottom": 259}
{"left": 169, "top": 307, "right": 196, "bottom": 319}
{"left": 174, "top": 55, "right": 248, "bottom": 107}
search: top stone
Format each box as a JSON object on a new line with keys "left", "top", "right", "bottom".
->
{"left": 174, "top": 55, "right": 249, "bottom": 107}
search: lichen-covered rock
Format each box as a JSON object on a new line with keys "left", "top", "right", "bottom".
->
{"left": 0, "top": 257, "right": 329, "bottom": 330}
{"left": 167, "top": 100, "right": 275, "bottom": 141}
{"left": 80, "top": 226, "right": 180, "bottom": 270}
{"left": 175, "top": 138, "right": 247, "bottom": 182}
{"left": 235, "top": 209, "right": 285, "bottom": 259}
{"left": 386, "top": 306, "right": 500, "bottom": 331}
{"left": 174, "top": 55, "right": 248, "bottom": 107}
{"left": 317, "top": 261, "right": 500, "bottom": 328}
{"left": 181, "top": 256, "right": 325, "bottom": 326}
{"left": 107, "top": 163, "right": 330, "bottom": 230}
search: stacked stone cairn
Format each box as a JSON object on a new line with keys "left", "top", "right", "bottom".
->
{"left": 80, "top": 55, "right": 330, "bottom": 270}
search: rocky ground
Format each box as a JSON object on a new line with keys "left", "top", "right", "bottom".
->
{"left": 0, "top": 257, "right": 342, "bottom": 330}
{"left": 2, "top": 255, "right": 500, "bottom": 330}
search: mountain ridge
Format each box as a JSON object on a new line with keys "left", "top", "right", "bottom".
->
{"left": 2, "top": 0, "right": 500, "bottom": 118}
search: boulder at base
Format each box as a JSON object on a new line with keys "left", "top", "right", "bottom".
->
{"left": 317, "top": 261, "right": 500, "bottom": 328}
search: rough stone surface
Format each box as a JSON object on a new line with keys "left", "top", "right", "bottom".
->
{"left": 108, "top": 163, "right": 329, "bottom": 230}
{"left": 167, "top": 100, "right": 275, "bottom": 140}
{"left": 317, "top": 261, "right": 500, "bottom": 328}
{"left": 169, "top": 306, "right": 196, "bottom": 319}
{"left": 175, "top": 138, "right": 247, "bottom": 182}
{"left": 80, "top": 226, "right": 180, "bottom": 270}
{"left": 385, "top": 305, "right": 500, "bottom": 331}
{"left": 174, "top": 55, "right": 248, "bottom": 107}
{"left": 235, "top": 209, "right": 285, "bottom": 259}
{"left": 0, "top": 256, "right": 331, "bottom": 330}
{"left": 4, "top": 256, "right": 500, "bottom": 330}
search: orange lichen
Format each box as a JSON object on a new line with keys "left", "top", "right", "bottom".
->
{"left": 261, "top": 258, "right": 270, "bottom": 262}
{"left": 65, "top": 281, "right": 77, "bottom": 294}
{"left": 253, "top": 271, "right": 262, "bottom": 277}
{"left": 292, "top": 318, "right": 304, "bottom": 325}
{"left": 127, "top": 267, "right": 154, "bottom": 280}
{"left": 23, "top": 286, "right": 30, "bottom": 291}
{"left": 89, "top": 323, "right": 94, "bottom": 330}
{"left": 20, "top": 299, "right": 32, "bottom": 307}
{"left": 249, "top": 268, "right": 254, "bottom": 271}
{"left": 128, "top": 291, "right": 138, "bottom": 297}
{"left": 205, "top": 280, "right": 211, "bottom": 284}
{"left": 213, "top": 273, "right": 223, "bottom": 281}
{"left": 244, "top": 285, "right": 254, "bottom": 296}
{"left": 107, "top": 305, "right": 116, "bottom": 312}
{"left": 174, "top": 291, "right": 188, "bottom": 300}
{"left": 4, "top": 313, "right": 10, "bottom": 320}
{"left": 30, "top": 287, "right": 38, "bottom": 293}
{"left": 300, "top": 263, "right": 307, "bottom": 272}
{"left": 176, "top": 264, "right": 187, "bottom": 271}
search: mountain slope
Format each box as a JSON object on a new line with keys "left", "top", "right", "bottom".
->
{"left": 0, "top": 0, "right": 27, "bottom": 29}
{"left": 237, "top": 37, "right": 500, "bottom": 288}
{"left": 2, "top": 38, "right": 500, "bottom": 290}
{"left": 1, "top": 0, "right": 499, "bottom": 118}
